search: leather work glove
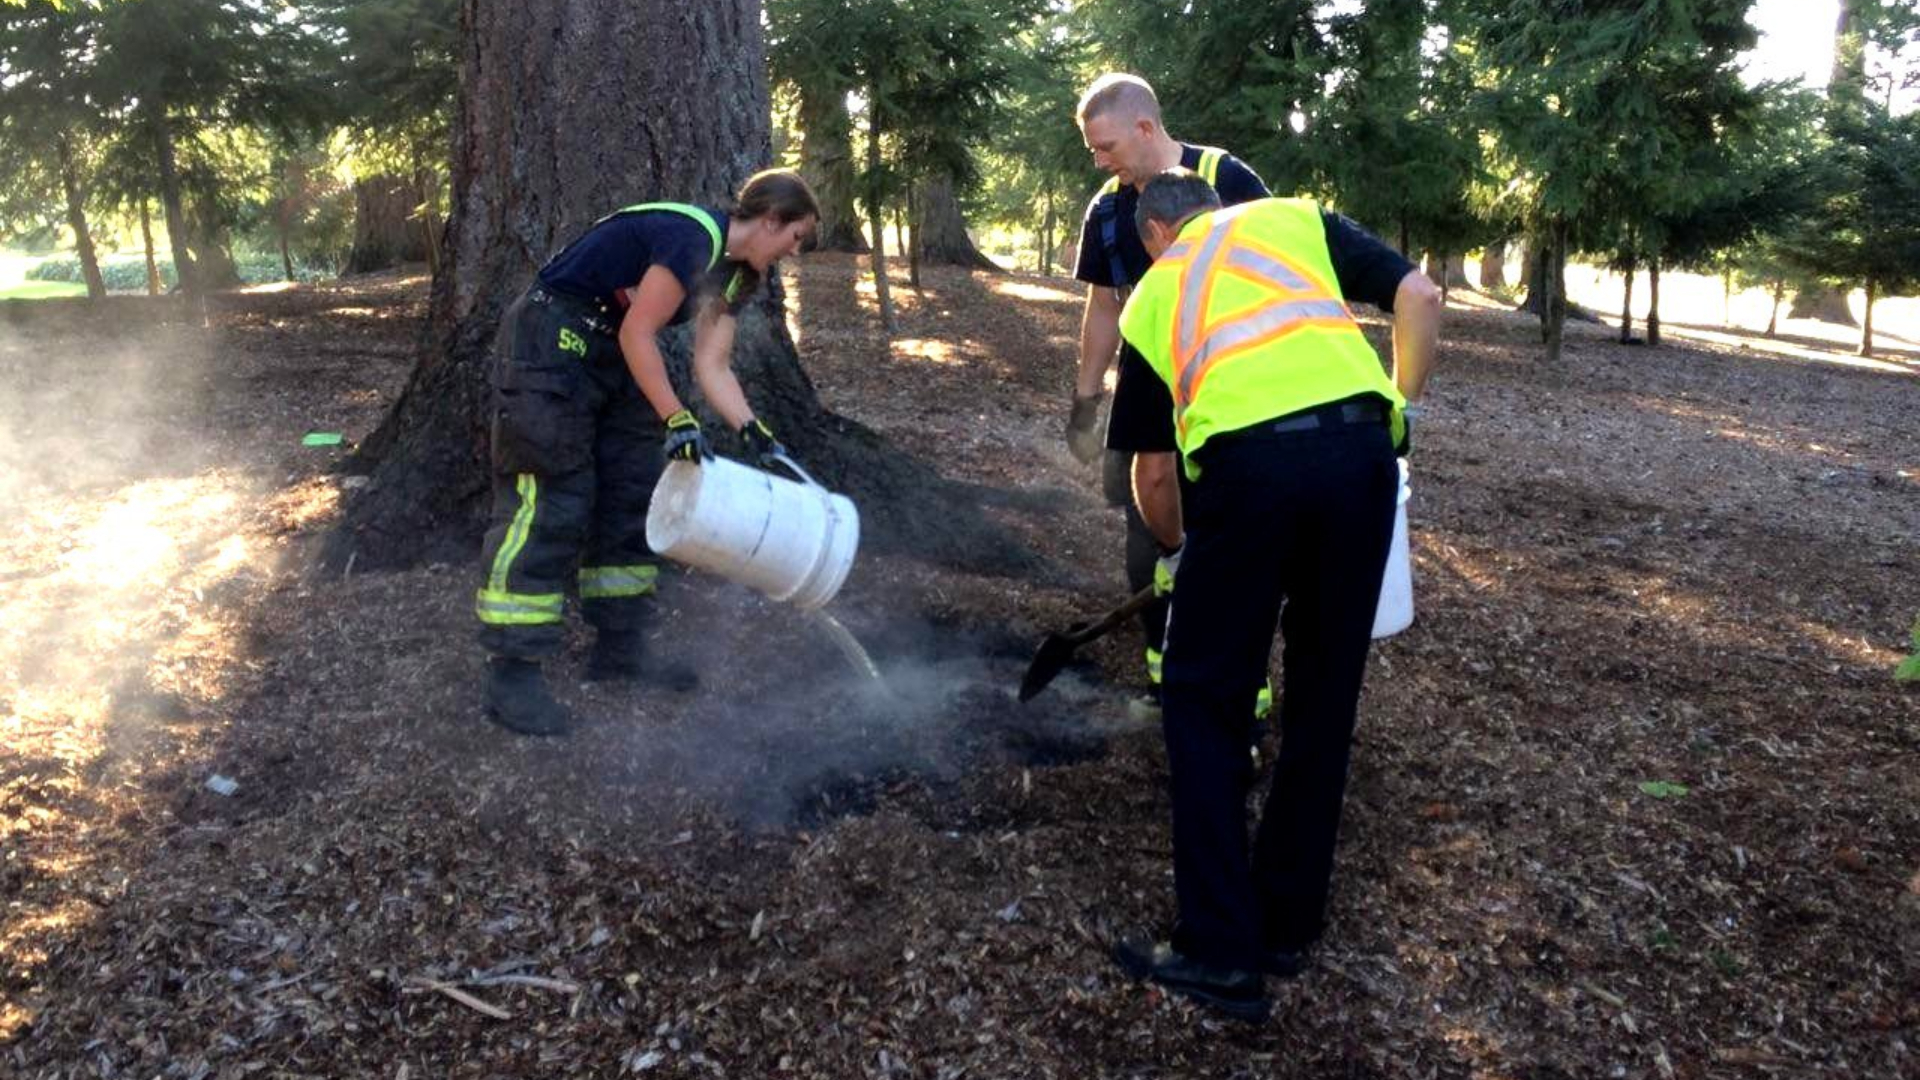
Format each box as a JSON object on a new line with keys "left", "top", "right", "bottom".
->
{"left": 663, "top": 409, "right": 711, "bottom": 463}
{"left": 1065, "top": 392, "right": 1105, "bottom": 465}
{"left": 739, "top": 417, "right": 787, "bottom": 466}
{"left": 1153, "top": 543, "right": 1183, "bottom": 597}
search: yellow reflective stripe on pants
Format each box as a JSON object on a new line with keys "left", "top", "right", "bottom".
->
{"left": 1146, "top": 646, "right": 1164, "bottom": 685}
{"left": 474, "top": 587, "right": 564, "bottom": 625}
{"left": 487, "top": 473, "right": 539, "bottom": 594}
{"left": 579, "top": 564, "right": 658, "bottom": 599}
{"left": 1255, "top": 681, "right": 1273, "bottom": 720}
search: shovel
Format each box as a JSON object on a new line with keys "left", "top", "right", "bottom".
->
{"left": 1018, "top": 584, "right": 1157, "bottom": 703}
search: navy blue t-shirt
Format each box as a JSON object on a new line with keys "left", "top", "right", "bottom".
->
{"left": 537, "top": 205, "right": 738, "bottom": 327}
{"left": 1106, "top": 207, "right": 1418, "bottom": 453}
{"left": 1073, "top": 143, "right": 1269, "bottom": 289}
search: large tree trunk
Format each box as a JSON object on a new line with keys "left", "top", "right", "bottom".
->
{"left": 146, "top": 105, "right": 202, "bottom": 318}
{"left": 915, "top": 174, "right": 998, "bottom": 271}
{"left": 1766, "top": 279, "right": 1783, "bottom": 337}
{"left": 410, "top": 141, "right": 443, "bottom": 276}
{"left": 347, "top": 173, "right": 431, "bottom": 274}
{"left": 1477, "top": 240, "right": 1506, "bottom": 289}
{"left": 55, "top": 134, "right": 106, "bottom": 302}
{"left": 327, "top": 0, "right": 1031, "bottom": 578}
{"left": 797, "top": 84, "right": 867, "bottom": 253}
{"left": 187, "top": 187, "right": 242, "bottom": 290}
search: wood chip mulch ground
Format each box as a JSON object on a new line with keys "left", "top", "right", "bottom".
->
{"left": 1, "top": 255, "right": 1916, "bottom": 1078}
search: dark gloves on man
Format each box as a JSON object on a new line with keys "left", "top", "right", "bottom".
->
{"left": 1394, "top": 403, "right": 1421, "bottom": 457}
{"left": 663, "top": 409, "right": 710, "bottom": 463}
{"left": 1066, "top": 392, "right": 1105, "bottom": 465}
{"left": 739, "top": 417, "right": 787, "bottom": 466}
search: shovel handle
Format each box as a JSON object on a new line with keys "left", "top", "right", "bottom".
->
{"left": 1062, "top": 584, "right": 1157, "bottom": 646}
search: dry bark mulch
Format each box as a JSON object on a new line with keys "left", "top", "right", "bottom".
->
{"left": 0, "top": 257, "right": 1916, "bottom": 1079}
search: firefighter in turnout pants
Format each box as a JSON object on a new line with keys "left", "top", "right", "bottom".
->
{"left": 475, "top": 169, "right": 819, "bottom": 736}
{"left": 1109, "top": 170, "right": 1440, "bottom": 1021}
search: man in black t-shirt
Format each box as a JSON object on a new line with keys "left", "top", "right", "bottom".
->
{"left": 1067, "top": 73, "right": 1268, "bottom": 712}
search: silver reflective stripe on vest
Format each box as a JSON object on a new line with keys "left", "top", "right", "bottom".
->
{"left": 1223, "top": 246, "right": 1312, "bottom": 292}
{"left": 1177, "top": 299, "right": 1354, "bottom": 407}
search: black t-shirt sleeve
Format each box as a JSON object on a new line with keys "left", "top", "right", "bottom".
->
{"left": 653, "top": 219, "right": 717, "bottom": 298}
{"left": 1106, "top": 341, "right": 1178, "bottom": 453}
{"left": 1073, "top": 191, "right": 1117, "bottom": 287}
{"left": 1322, "top": 211, "right": 1415, "bottom": 312}
{"left": 1213, "top": 154, "right": 1270, "bottom": 205}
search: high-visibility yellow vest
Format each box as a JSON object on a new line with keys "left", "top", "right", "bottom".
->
{"left": 1117, "top": 197, "right": 1405, "bottom": 478}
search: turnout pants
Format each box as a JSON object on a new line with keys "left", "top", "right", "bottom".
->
{"left": 475, "top": 287, "right": 665, "bottom": 659}
{"left": 1159, "top": 404, "right": 1397, "bottom": 969}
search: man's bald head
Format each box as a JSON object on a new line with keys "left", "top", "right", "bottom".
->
{"left": 1076, "top": 73, "right": 1162, "bottom": 128}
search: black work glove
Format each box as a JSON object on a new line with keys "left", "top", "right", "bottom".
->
{"left": 739, "top": 417, "right": 787, "bottom": 466}
{"left": 1066, "top": 392, "right": 1105, "bottom": 465}
{"left": 663, "top": 409, "right": 711, "bottom": 463}
{"left": 1394, "top": 403, "right": 1420, "bottom": 457}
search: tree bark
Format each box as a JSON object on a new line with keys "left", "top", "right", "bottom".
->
{"left": 1036, "top": 193, "right": 1054, "bottom": 274}
{"left": 411, "top": 141, "right": 443, "bottom": 276}
{"left": 328, "top": 0, "right": 1029, "bottom": 577}
{"left": 1859, "top": 278, "right": 1876, "bottom": 357}
{"left": 1646, "top": 260, "right": 1662, "bottom": 347}
{"left": 55, "top": 134, "right": 106, "bottom": 302}
{"left": 1543, "top": 220, "right": 1568, "bottom": 363}
{"left": 901, "top": 187, "right": 918, "bottom": 289}
{"left": 347, "top": 173, "right": 431, "bottom": 273}
{"left": 146, "top": 104, "right": 202, "bottom": 318}
{"left": 1477, "top": 240, "right": 1506, "bottom": 290}
{"left": 914, "top": 174, "right": 998, "bottom": 271}
{"left": 797, "top": 84, "right": 867, "bottom": 253}
{"left": 139, "top": 199, "right": 162, "bottom": 296}
{"left": 1766, "top": 280, "right": 1783, "bottom": 337}
{"left": 1619, "top": 259, "right": 1636, "bottom": 343}
{"left": 863, "top": 86, "right": 897, "bottom": 333}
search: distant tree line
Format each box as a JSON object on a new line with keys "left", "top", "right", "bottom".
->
{"left": 3, "top": 0, "right": 1915, "bottom": 356}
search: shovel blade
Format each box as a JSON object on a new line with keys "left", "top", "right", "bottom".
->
{"left": 1018, "top": 628, "right": 1086, "bottom": 703}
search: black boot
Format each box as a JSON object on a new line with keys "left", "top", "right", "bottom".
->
{"left": 484, "top": 657, "right": 573, "bottom": 736}
{"left": 585, "top": 629, "right": 699, "bottom": 692}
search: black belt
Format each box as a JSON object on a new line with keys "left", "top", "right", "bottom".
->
{"left": 528, "top": 284, "right": 618, "bottom": 337}
{"left": 1227, "top": 398, "right": 1389, "bottom": 441}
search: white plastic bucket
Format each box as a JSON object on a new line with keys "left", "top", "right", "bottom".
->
{"left": 645, "top": 454, "right": 860, "bottom": 611}
{"left": 1370, "top": 459, "right": 1414, "bottom": 638}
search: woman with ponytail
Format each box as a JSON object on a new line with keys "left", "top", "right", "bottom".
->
{"left": 474, "top": 168, "right": 820, "bottom": 736}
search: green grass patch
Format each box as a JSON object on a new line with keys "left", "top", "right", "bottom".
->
{"left": 0, "top": 280, "right": 88, "bottom": 299}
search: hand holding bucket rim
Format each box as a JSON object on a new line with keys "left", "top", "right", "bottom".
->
{"left": 645, "top": 453, "right": 860, "bottom": 611}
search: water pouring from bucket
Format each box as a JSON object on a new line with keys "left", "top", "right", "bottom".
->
{"left": 646, "top": 452, "right": 883, "bottom": 683}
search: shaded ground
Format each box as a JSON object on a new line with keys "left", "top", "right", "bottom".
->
{"left": 1, "top": 259, "right": 1917, "bottom": 1079}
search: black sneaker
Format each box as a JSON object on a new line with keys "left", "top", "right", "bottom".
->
{"left": 1112, "top": 937, "right": 1270, "bottom": 1023}
{"left": 484, "top": 658, "right": 573, "bottom": 736}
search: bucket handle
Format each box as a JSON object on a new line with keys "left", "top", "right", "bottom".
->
{"left": 764, "top": 450, "right": 825, "bottom": 491}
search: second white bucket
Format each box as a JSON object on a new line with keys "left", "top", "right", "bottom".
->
{"left": 645, "top": 454, "right": 860, "bottom": 611}
{"left": 1370, "top": 459, "right": 1414, "bottom": 638}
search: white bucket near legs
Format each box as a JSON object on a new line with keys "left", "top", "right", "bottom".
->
{"left": 645, "top": 453, "right": 860, "bottom": 611}
{"left": 1370, "top": 458, "right": 1414, "bottom": 638}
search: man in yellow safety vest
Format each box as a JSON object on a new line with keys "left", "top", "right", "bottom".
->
{"left": 1109, "top": 169, "right": 1440, "bottom": 1022}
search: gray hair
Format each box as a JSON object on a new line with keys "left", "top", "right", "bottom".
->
{"left": 1076, "top": 73, "right": 1161, "bottom": 126}
{"left": 1134, "top": 168, "right": 1221, "bottom": 238}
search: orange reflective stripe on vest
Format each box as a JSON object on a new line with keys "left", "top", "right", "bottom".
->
{"left": 1166, "top": 209, "right": 1354, "bottom": 436}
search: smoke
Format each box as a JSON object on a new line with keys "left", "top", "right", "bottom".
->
{"left": 570, "top": 581, "right": 1126, "bottom": 831}
{"left": 0, "top": 306, "right": 256, "bottom": 758}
